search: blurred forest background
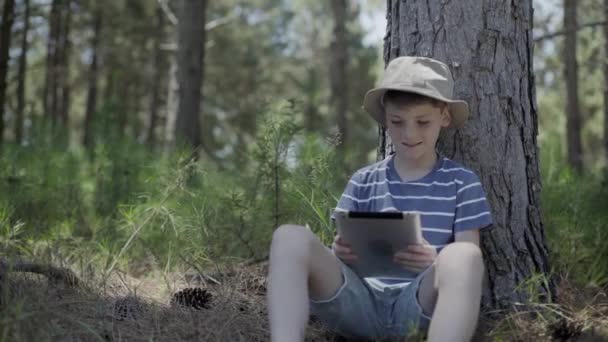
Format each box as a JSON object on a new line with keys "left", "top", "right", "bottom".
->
{"left": 0, "top": 0, "right": 388, "bottom": 269}
{"left": 0, "top": 0, "right": 608, "bottom": 340}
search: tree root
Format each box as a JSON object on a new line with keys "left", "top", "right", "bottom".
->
{"left": 0, "top": 258, "right": 80, "bottom": 288}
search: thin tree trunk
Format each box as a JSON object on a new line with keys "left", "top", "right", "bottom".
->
{"left": 58, "top": 0, "right": 71, "bottom": 128}
{"left": 42, "top": 0, "right": 57, "bottom": 119}
{"left": 103, "top": 65, "right": 115, "bottom": 110}
{"left": 15, "top": 0, "right": 30, "bottom": 144}
{"left": 304, "top": 67, "right": 319, "bottom": 132}
{"left": 174, "top": 0, "right": 206, "bottom": 150}
{"left": 119, "top": 82, "right": 130, "bottom": 136}
{"left": 383, "top": 0, "right": 554, "bottom": 312}
{"left": 604, "top": 0, "right": 608, "bottom": 168}
{"left": 132, "top": 82, "right": 144, "bottom": 140}
{"left": 147, "top": 4, "right": 165, "bottom": 146}
{"left": 564, "top": 0, "right": 583, "bottom": 172}
{"left": 83, "top": 7, "right": 102, "bottom": 148}
{"left": 0, "top": 0, "right": 16, "bottom": 144}
{"left": 165, "top": 54, "right": 178, "bottom": 148}
{"left": 330, "top": 0, "right": 349, "bottom": 151}
{"left": 45, "top": 0, "right": 62, "bottom": 125}
{"left": 303, "top": 23, "right": 320, "bottom": 133}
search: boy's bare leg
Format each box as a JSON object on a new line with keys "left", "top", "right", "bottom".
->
{"left": 267, "top": 224, "right": 344, "bottom": 342}
{"left": 417, "top": 242, "right": 484, "bottom": 342}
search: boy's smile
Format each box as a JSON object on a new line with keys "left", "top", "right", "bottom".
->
{"left": 385, "top": 101, "right": 451, "bottom": 175}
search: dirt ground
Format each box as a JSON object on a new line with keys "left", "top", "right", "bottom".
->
{"left": 1, "top": 262, "right": 607, "bottom": 341}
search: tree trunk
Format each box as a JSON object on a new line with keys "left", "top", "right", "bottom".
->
{"left": 604, "top": 0, "right": 608, "bottom": 168}
{"left": 564, "top": 0, "right": 583, "bottom": 172}
{"left": 174, "top": 0, "right": 206, "bottom": 150}
{"left": 43, "top": 0, "right": 61, "bottom": 124}
{"left": 147, "top": 4, "right": 165, "bottom": 146}
{"left": 165, "top": 54, "right": 178, "bottom": 148}
{"left": 383, "top": 0, "right": 554, "bottom": 312}
{"left": 304, "top": 67, "right": 320, "bottom": 133}
{"left": 330, "top": 0, "right": 349, "bottom": 152}
{"left": 0, "top": 0, "right": 16, "bottom": 144}
{"left": 119, "top": 82, "right": 130, "bottom": 136}
{"left": 58, "top": 0, "right": 72, "bottom": 128}
{"left": 15, "top": 0, "right": 29, "bottom": 144}
{"left": 83, "top": 7, "right": 102, "bottom": 148}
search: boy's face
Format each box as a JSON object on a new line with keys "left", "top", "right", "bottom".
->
{"left": 385, "top": 101, "right": 451, "bottom": 162}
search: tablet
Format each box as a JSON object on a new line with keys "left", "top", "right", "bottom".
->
{"left": 333, "top": 210, "right": 423, "bottom": 278}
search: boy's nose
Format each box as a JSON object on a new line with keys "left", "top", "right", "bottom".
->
{"left": 402, "top": 125, "right": 419, "bottom": 141}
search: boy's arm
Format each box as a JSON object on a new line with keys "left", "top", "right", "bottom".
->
{"left": 454, "top": 229, "right": 480, "bottom": 246}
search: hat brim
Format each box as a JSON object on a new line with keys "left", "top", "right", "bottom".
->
{"left": 362, "top": 86, "right": 470, "bottom": 129}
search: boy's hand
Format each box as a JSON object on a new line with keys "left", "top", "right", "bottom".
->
{"left": 393, "top": 238, "right": 437, "bottom": 273}
{"left": 331, "top": 235, "right": 358, "bottom": 264}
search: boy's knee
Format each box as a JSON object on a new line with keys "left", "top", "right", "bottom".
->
{"left": 273, "top": 224, "right": 313, "bottom": 242}
{"left": 436, "top": 242, "right": 484, "bottom": 286}
{"left": 440, "top": 242, "right": 483, "bottom": 264}
{"left": 271, "top": 224, "right": 315, "bottom": 257}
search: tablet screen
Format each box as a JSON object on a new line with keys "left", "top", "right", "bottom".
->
{"left": 334, "top": 210, "right": 423, "bottom": 278}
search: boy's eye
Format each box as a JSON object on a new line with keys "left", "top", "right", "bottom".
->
{"left": 391, "top": 121, "right": 402, "bottom": 125}
{"left": 418, "top": 121, "right": 430, "bottom": 126}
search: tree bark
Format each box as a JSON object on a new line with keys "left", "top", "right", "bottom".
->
{"left": 383, "top": 0, "right": 554, "bottom": 312}
{"left": 564, "top": 0, "right": 583, "bottom": 172}
{"left": 0, "top": 0, "right": 16, "bottom": 144}
{"left": 83, "top": 7, "right": 102, "bottom": 148}
{"left": 147, "top": 4, "right": 165, "bottom": 146}
{"left": 604, "top": 0, "right": 608, "bottom": 168}
{"left": 15, "top": 0, "right": 30, "bottom": 145}
{"left": 330, "top": 0, "right": 349, "bottom": 152}
{"left": 174, "top": 0, "right": 206, "bottom": 151}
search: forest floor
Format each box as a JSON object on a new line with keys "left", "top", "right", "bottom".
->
{"left": 1, "top": 261, "right": 607, "bottom": 342}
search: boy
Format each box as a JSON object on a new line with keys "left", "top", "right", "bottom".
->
{"left": 267, "top": 56, "right": 493, "bottom": 341}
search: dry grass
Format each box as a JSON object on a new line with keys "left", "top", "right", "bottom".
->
{"left": 0, "top": 263, "right": 607, "bottom": 342}
{"left": 0, "top": 262, "right": 337, "bottom": 341}
{"left": 476, "top": 273, "right": 608, "bottom": 342}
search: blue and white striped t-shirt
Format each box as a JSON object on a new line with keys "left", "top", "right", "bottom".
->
{"left": 334, "top": 153, "right": 493, "bottom": 290}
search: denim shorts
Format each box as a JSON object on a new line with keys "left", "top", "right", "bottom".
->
{"left": 309, "top": 258, "right": 433, "bottom": 339}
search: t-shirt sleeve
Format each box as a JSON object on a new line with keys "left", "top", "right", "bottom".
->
{"left": 454, "top": 172, "right": 493, "bottom": 232}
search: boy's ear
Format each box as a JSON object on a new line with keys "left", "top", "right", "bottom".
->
{"left": 440, "top": 106, "right": 452, "bottom": 127}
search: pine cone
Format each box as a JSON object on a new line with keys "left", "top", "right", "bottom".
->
{"left": 171, "top": 287, "right": 212, "bottom": 310}
{"left": 113, "top": 296, "right": 144, "bottom": 321}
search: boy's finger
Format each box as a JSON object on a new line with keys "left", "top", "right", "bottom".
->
{"left": 394, "top": 251, "right": 414, "bottom": 259}
{"left": 394, "top": 251, "right": 424, "bottom": 260}
{"left": 394, "top": 259, "right": 428, "bottom": 270}
{"left": 395, "top": 262, "right": 424, "bottom": 273}
{"left": 395, "top": 259, "right": 428, "bottom": 267}
{"left": 333, "top": 244, "right": 350, "bottom": 254}
{"left": 334, "top": 243, "right": 350, "bottom": 253}
{"left": 394, "top": 252, "right": 432, "bottom": 262}
{"left": 407, "top": 245, "right": 435, "bottom": 254}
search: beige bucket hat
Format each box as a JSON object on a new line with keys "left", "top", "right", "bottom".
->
{"left": 363, "top": 56, "right": 470, "bottom": 128}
